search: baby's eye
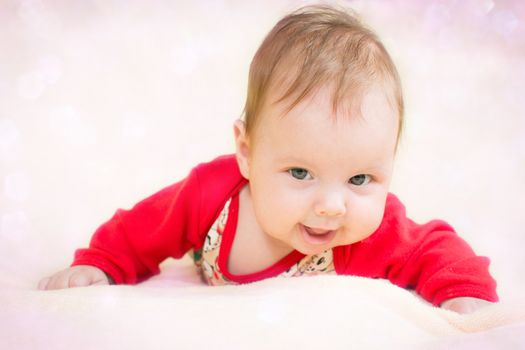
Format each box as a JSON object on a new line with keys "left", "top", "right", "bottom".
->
{"left": 349, "top": 174, "right": 371, "bottom": 186}
{"left": 288, "top": 168, "right": 312, "bottom": 180}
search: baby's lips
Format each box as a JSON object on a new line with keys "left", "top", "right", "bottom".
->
{"left": 303, "top": 225, "right": 335, "bottom": 235}
{"left": 301, "top": 224, "right": 337, "bottom": 245}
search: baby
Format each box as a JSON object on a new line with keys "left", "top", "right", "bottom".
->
{"left": 38, "top": 5, "right": 498, "bottom": 314}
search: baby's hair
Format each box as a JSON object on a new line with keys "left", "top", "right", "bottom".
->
{"left": 243, "top": 4, "right": 404, "bottom": 142}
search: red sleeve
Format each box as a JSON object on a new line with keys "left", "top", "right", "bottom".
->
{"left": 334, "top": 194, "right": 498, "bottom": 306}
{"left": 71, "top": 166, "right": 202, "bottom": 285}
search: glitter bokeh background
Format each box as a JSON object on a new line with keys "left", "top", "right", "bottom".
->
{"left": 1, "top": 0, "right": 524, "bottom": 301}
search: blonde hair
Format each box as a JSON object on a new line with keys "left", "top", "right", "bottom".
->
{"left": 243, "top": 5, "right": 404, "bottom": 141}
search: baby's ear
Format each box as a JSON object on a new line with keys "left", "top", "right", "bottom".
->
{"left": 233, "top": 119, "right": 250, "bottom": 179}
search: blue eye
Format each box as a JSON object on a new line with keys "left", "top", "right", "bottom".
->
{"left": 349, "top": 174, "right": 370, "bottom": 186}
{"left": 288, "top": 168, "right": 311, "bottom": 180}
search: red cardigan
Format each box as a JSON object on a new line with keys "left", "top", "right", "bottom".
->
{"left": 72, "top": 154, "right": 498, "bottom": 306}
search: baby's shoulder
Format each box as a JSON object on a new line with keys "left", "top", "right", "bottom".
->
{"left": 190, "top": 153, "right": 247, "bottom": 215}
{"left": 194, "top": 154, "right": 239, "bottom": 180}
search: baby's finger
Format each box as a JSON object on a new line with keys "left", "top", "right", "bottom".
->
{"left": 68, "top": 272, "right": 92, "bottom": 288}
{"left": 37, "top": 277, "right": 51, "bottom": 290}
{"left": 46, "top": 273, "right": 71, "bottom": 290}
{"left": 91, "top": 278, "right": 110, "bottom": 286}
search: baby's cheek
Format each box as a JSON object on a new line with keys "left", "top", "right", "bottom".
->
{"left": 368, "top": 212, "right": 384, "bottom": 237}
{"left": 351, "top": 202, "right": 385, "bottom": 239}
{"left": 270, "top": 194, "right": 305, "bottom": 229}
{"left": 254, "top": 192, "right": 292, "bottom": 227}
{"left": 369, "top": 203, "right": 387, "bottom": 233}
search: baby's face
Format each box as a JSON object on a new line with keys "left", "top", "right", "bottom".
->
{"left": 238, "top": 85, "right": 398, "bottom": 256}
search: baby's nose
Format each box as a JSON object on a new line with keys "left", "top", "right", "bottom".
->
{"left": 314, "top": 190, "right": 346, "bottom": 217}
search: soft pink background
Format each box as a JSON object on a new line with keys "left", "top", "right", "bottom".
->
{"left": 1, "top": 0, "right": 524, "bottom": 301}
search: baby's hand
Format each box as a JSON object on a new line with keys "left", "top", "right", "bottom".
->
{"left": 38, "top": 265, "right": 111, "bottom": 290}
{"left": 440, "top": 297, "right": 493, "bottom": 314}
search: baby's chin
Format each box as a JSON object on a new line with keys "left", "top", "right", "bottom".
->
{"left": 292, "top": 228, "right": 368, "bottom": 256}
{"left": 295, "top": 246, "right": 332, "bottom": 256}
{"left": 294, "top": 235, "right": 336, "bottom": 255}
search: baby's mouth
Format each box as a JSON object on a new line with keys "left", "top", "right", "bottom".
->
{"left": 300, "top": 224, "right": 337, "bottom": 245}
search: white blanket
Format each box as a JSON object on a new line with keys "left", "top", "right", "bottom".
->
{"left": 1, "top": 257, "right": 524, "bottom": 350}
{"left": 1, "top": 1, "right": 525, "bottom": 349}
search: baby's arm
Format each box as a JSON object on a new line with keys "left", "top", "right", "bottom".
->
{"left": 38, "top": 265, "right": 113, "bottom": 290}
{"left": 342, "top": 194, "right": 499, "bottom": 308}
{"left": 440, "top": 297, "right": 493, "bottom": 314}
{"left": 38, "top": 165, "right": 202, "bottom": 289}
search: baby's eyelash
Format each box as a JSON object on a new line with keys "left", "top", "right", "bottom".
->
{"left": 286, "top": 168, "right": 373, "bottom": 185}
{"left": 349, "top": 174, "right": 371, "bottom": 186}
{"left": 288, "top": 168, "right": 312, "bottom": 180}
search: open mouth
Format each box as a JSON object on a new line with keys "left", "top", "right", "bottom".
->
{"left": 300, "top": 224, "right": 336, "bottom": 245}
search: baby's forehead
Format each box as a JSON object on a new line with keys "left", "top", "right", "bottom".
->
{"left": 255, "top": 88, "right": 398, "bottom": 173}
{"left": 266, "top": 80, "right": 398, "bottom": 126}
{"left": 260, "top": 84, "right": 397, "bottom": 139}
{"left": 249, "top": 83, "right": 400, "bottom": 163}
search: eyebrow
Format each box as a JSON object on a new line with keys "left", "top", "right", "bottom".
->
{"left": 275, "top": 155, "right": 307, "bottom": 164}
{"left": 358, "top": 165, "right": 389, "bottom": 174}
{"left": 276, "top": 155, "right": 389, "bottom": 173}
